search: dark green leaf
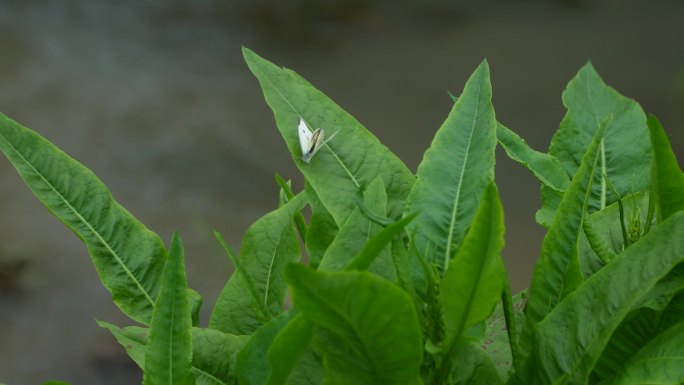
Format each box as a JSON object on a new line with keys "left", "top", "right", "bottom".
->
{"left": 144, "top": 232, "right": 194, "bottom": 385}
{"left": 405, "top": 60, "right": 497, "bottom": 271}
{"left": 304, "top": 181, "right": 338, "bottom": 267}
{"left": 604, "top": 321, "right": 684, "bottom": 385}
{"left": 0, "top": 113, "right": 166, "bottom": 324}
{"left": 511, "top": 211, "right": 684, "bottom": 385}
{"left": 285, "top": 265, "right": 423, "bottom": 385}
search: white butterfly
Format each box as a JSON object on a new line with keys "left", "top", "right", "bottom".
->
{"left": 297, "top": 118, "right": 339, "bottom": 163}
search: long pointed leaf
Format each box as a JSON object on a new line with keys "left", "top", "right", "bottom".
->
{"left": 144, "top": 232, "right": 194, "bottom": 385}
{"left": 545, "top": 63, "right": 650, "bottom": 218}
{"left": 243, "top": 47, "right": 415, "bottom": 225}
{"left": 210, "top": 193, "right": 307, "bottom": 334}
{"left": 0, "top": 113, "right": 165, "bottom": 324}
{"left": 405, "top": 60, "right": 497, "bottom": 271}
{"left": 441, "top": 183, "right": 506, "bottom": 350}
{"left": 497, "top": 123, "right": 570, "bottom": 192}
{"left": 523, "top": 123, "right": 606, "bottom": 343}
{"left": 648, "top": 115, "right": 684, "bottom": 222}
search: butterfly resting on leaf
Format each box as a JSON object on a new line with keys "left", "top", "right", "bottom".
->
{"left": 298, "top": 118, "right": 340, "bottom": 163}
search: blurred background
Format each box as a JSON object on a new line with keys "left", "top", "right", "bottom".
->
{"left": 0, "top": 0, "right": 682, "bottom": 383}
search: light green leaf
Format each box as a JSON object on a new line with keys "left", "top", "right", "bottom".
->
{"left": 648, "top": 115, "right": 684, "bottom": 222}
{"left": 98, "top": 321, "right": 248, "bottom": 385}
{"left": 546, "top": 62, "right": 650, "bottom": 218}
{"left": 405, "top": 60, "right": 497, "bottom": 271}
{"left": 441, "top": 183, "right": 506, "bottom": 351}
{"left": 210, "top": 193, "right": 306, "bottom": 334}
{"left": 604, "top": 321, "right": 684, "bottom": 385}
{"left": 144, "top": 232, "right": 194, "bottom": 385}
{"left": 0, "top": 113, "right": 166, "bottom": 324}
{"left": 523, "top": 123, "right": 606, "bottom": 343}
{"left": 497, "top": 123, "right": 570, "bottom": 192}
{"left": 486, "top": 290, "right": 528, "bottom": 380}
{"left": 510, "top": 211, "right": 684, "bottom": 385}
{"left": 285, "top": 265, "right": 423, "bottom": 385}
{"left": 243, "top": 47, "right": 414, "bottom": 225}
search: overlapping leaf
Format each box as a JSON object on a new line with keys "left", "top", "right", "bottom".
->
{"left": 243, "top": 48, "right": 415, "bottom": 225}
{"left": 0, "top": 113, "right": 166, "bottom": 324}
{"left": 404, "top": 60, "right": 497, "bottom": 271}
{"left": 144, "top": 233, "right": 194, "bottom": 385}
{"left": 210, "top": 193, "right": 306, "bottom": 334}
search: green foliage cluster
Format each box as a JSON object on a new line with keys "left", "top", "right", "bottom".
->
{"left": 1, "top": 47, "right": 683, "bottom": 385}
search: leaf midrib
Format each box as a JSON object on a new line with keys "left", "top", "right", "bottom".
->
{"left": 444, "top": 79, "right": 483, "bottom": 269}
{"left": 252, "top": 62, "right": 361, "bottom": 189}
{"left": 0, "top": 133, "right": 155, "bottom": 307}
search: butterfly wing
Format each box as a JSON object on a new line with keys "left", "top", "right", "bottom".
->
{"left": 298, "top": 118, "right": 313, "bottom": 156}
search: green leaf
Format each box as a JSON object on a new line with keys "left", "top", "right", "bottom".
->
{"left": 304, "top": 181, "right": 338, "bottom": 267}
{"left": 604, "top": 321, "right": 684, "bottom": 385}
{"left": 496, "top": 123, "right": 570, "bottom": 192}
{"left": 236, "top": 312, "right": 294, "bottom": 385}
{"left": 319, "top": 177, "right": 396, "bottom": 280}
{"left": 487, "top": 290, "right": 528, "bottom": 380}
{"left": 265, "top": 314, "right": 323, "bottom": 385}
{"left": 345, "top": 213, "right": 416, "bottom": 273}
{"left": 98, "top": 321, "right": 248, "bottom": 385}
{"left": 523, "top": 123, "right": 606, "bottom": 342}
{"left": 584, "top": 192, "right": 649, "bottom": 259}
{"left": 144, "top": 232, "right": 195, "bottom": 385}
{"left": 40, "top": 382, "right": 71, "bottom": 385}
{"left": 285, "top": 265, "right": 423, "bottom": 385}
{"left": 210, "top": 193, "right": 306, "bottom": 334}
{"left": 243, "top": 47, "right": 415, "bottom": 225}
{"left": 450, "top": 340, "right": 504, "bottom": 385}
{"left": 405, "top": 60, "right": 497, "bottom": 271}
{"left": 0, "top": 113, "right": 166, "bottom": 324}
{"left": 191, "top": 328, "right": 250, "bottom": 385}
{"left": 546, "top": 62, "right": 650, "bottom": 216}
{"left": 97, "top": 320, "right": 148, "bottom": 369}
{"left": 441, "top": 183, "right": 506, "bottom": 351}
{"left": 648, "top": 115, "right": 684, "bottom": 221}
{"left": 510, "top": 211, "right": 684, "bottom": 385}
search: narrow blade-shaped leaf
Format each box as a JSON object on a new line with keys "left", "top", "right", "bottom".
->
{"left": 497, "top": 123, "right": 570, "bottom": 192}
{"left": 0, "top": 113, "right": 165, "bottom": 324}
{"left": 648, "top": 115, "right": 684, "bottom": 221}
{"left": 510, "top": 211, "right": 684, "bottom": 385}
{"left": 210, "top": 193, "right": 306, "bottom": 334}
{"left": 523, "top": 123, "right": 606, "bottom": 341}
{"left": 285, "top": 265, "right": 423, "bottom": 385}
{"left": 243, "top": 47, "right": 415, "bottom": 225}
{"left": 604, "top": 321, "right": 684, "bottom": 385}
{"left": 441, "top": 183, "right": 506, "bottom": 350}
{"left": 405, "top": 60, "right": 497, "bottom": 271}
{"left": 546, "top": 63, "right": 650, "bottom": 216}
{"left": 144, "top": 232, "right": 194, "bottom": 385}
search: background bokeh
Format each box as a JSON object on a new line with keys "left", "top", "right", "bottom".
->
{"left": 0, "top": 1, "right": 682, "bottom": 383}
